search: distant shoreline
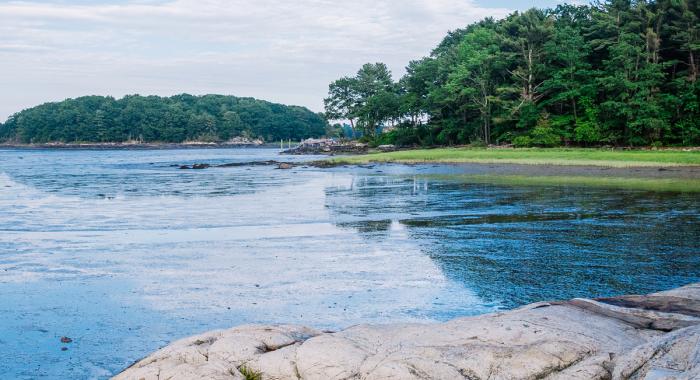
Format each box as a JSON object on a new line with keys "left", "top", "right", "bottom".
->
{"left": 0, "top": 142, "right": 280, "bottom": 150}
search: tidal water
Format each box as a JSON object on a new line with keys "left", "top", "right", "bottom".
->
{"left": 0, "top": 148, "right": 698, "bottom": 379}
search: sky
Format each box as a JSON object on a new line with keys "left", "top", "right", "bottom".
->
{"left": 0, "top": 0, "right": 574, "bottom": 121}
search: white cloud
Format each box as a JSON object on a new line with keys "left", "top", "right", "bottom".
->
{"left": 0, "top": 0, "right": 512, "bottom": 120}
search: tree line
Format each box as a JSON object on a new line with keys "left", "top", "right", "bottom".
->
{"left": 0, "top": 94, "right": 327, "bottom": 143}
{"left": 324, "top": 0, "right": 699, "bottom": 147}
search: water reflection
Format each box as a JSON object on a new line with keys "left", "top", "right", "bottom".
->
{"left": 325, "top": 175, "right": 700, "bottom": 308}
{"left": 0, "top": 148, "right": 698, "bottom": 379}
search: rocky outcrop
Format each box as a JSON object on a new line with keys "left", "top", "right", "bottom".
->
{"left": 282, "top": 139, "right": 369, "bottom": 155}
{"left": 114, "top": 284, "right": 700, "bottom": 380}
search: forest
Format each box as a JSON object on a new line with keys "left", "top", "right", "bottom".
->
{"left": 324, "top": 0, "right": 700, "bottom": 147}
{"left": 0, "top": 94, "right": 327, "bottom": 143}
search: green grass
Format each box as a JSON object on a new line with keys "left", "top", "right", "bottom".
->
{"left": 426, "top": 174, "right": 700, "bottom": 193}
{"left": 331, "top": 147, "right": 700, "bottom": 167}
{"left": 237, "top": 366, "right": 262, "bottom": 380}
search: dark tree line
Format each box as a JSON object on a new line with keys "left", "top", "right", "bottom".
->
{"left": 0, "top": 94, "right": 327, "bottom": 143}
{"left": 325, "top": 1, "right": 700, "bottom": 147}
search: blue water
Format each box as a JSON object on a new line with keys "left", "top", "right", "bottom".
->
{"left": 0, "top": 148, "right": 698, "bottom": 379}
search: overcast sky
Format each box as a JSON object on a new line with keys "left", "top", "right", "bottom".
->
{"left": 0, "top": 0, "right": 573, "bottom": 121}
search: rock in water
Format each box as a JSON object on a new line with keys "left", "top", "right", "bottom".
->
{"left": 178, "top": 164, "right": 211, "bottom": 170}
{"left": 277, "top": 163, "right": 294, "bottom": 170}
{"left": 114, "top": 284, "right": 700, "bottom": 380}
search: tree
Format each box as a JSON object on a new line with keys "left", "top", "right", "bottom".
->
{"left": 541, "top": 25, "right": 595, "bottom": 142}
{"left": 399, "top": 58, "right": 439, "bottom": 127}
{"left": 322, "top": 0, "right": 700, "bottom": 147}
{"left": 1, "top": 95, "right": 328, "bottom": 143}
{"left": 500, "top": 9, "right": 553, "bottom": 114}
{"left": 324, "top": 77, "right": 359, "bottom": 135}
{"left": 359, "top": 90, "right": 401, "bottom": 137}
{"left": 445, "top": 27, "right": 504, "bottom": 144}
{"left": 325, "top": 63, "right": 398, "bottom": 138}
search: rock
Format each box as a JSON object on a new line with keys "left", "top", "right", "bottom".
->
{"left": 282, "top": 139, "right": 370, "bottom": 155}
{"left": 114, "top": 284, "right": 700, "bottom": 380}
{"left": 178, "top": 164, "right": 211, "bottom": 170}
{"left": 217, "top": 161, "right": 278, "bottom": 168}
{"left": 377, "top": 144, "right": 396, "bottom": 152}
{"left": 277, "top": 163, "right": 294, "bottom": 170}
{"left": 60, "top": 336, "right": 72, "bottom": 343}
{"left": 225, "top": 137, "right": 264, "bottom": 146}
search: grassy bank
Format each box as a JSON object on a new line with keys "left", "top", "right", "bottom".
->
{"left": 331, "top": 148, "right": 700, "bottom": 168}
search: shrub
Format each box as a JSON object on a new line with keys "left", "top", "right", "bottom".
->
{"left": 512, "top": 135, "right": 533, "bottom": 147}
{"left": 529, "top": 115, "right": 561, "bottom": 147}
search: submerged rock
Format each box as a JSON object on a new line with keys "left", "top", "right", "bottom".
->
{"left": 114, "top": 284, "right": 700, "bottom": 380}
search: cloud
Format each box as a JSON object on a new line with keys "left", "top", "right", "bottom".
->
{"left": 0, "top": 0, "right": 513, "bottom": 120}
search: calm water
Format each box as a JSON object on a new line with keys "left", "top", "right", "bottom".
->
{"left": 0, "top": 148, "right": 698, "bottom": 379}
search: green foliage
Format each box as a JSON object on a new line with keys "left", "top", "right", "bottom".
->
{"left": 512, "top": 135, "right": 533, "bottom": 148}
{"left": 237, "top": 366, "right": 262, "bottom": 380}
{"left": 326, "top": 0, "right": 700, "bottom": 147}
{"left": 324, "top": 63, "right": 396, "bottom": 138}
{"left": 529, "top": 115, "right": 561, "bottom": 147}
{"left": 0, "top": 94, "right": 327, "bottom": 143}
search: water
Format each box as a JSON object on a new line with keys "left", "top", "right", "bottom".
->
{"left": 0, "top": 148, "right": 698, "bottom": 379}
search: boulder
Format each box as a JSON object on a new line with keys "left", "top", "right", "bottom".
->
{"left": 114, "top": 284, "right": 700, "bottom": 380}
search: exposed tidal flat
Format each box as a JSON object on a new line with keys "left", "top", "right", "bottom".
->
{"left": 0, "top": 148, "right": 699, "bottom": 379}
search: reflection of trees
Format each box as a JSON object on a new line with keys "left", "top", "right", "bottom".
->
{"left": 325, "top": 175, "right": 700, "bottom": 309}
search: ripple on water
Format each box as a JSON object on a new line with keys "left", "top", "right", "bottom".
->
{"left": 0, "top": 148, "right": 698, "bottom": 379}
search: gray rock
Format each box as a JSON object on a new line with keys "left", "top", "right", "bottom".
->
{"left": 114, "top": 284, "right": 700, "bottom": 380}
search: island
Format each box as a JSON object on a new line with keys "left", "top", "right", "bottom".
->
{"left": 0, "top": 94, "right": 327, "bottom": 145}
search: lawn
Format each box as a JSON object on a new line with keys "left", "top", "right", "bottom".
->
{"left": 331, "top": 147, "right": 700, "bottom": 167}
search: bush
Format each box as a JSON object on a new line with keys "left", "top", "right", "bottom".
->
{"left": 530, "top": 125, "right": 560, "bottom": 147}
{"left": 468, "top": 137, "right": 488, "bottom": 147}
{"left": 512, "top": 135, "right": 533, "bottom": 147}
{"left": 529, "top": 115, "right": 561, "bottom": 147}
{"left": 574, "top": 122, "right": 602, "bottom": 144}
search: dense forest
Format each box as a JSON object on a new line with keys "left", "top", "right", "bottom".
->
{"left": 325, "top": 0, "right": 700, "bottom": 147}
{"left": 0, "top": 94, "right": 327, "bottom": 143}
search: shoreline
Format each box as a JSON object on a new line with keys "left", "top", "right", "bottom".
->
{"left": 0, "top": 142, "right": 277, "bottom": 150}
{"left": 158, "top": 159, "right": 700, "bottom": 191}
{"left": 327, "top": 147, "right": 700, "bottom": 168}
{"left": 115, "top": 283, "right": 700, "bottom": 379}
{"left": 327, "top": 161, "right": 700, "bottom": 180}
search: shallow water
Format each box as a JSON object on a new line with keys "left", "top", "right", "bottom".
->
{"left": 0, "top": 148, "right": 698, "bottom": 379}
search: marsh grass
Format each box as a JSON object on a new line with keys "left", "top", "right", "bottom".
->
{"left": 331, "top": 148, "right": 700, "bottom": 167}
